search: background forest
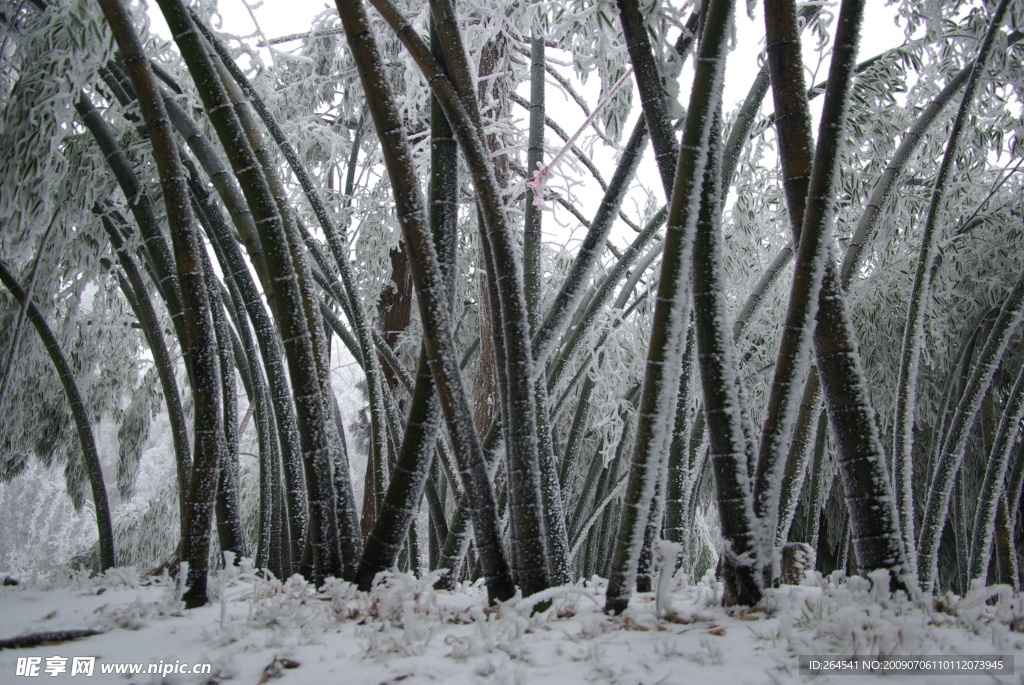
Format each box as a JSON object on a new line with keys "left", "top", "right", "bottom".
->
{"left": 0, "top": 0, "right": 1022, "bottom": 619}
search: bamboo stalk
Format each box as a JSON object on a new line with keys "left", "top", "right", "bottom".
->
{"left": 0, "top": 260, "right": 116, "bottom": 572}
{"left": 605, "top": 0, "right": 742, "bottom": 613}
{"left": 98, "top": 0, "right": 224, "bottom": 607}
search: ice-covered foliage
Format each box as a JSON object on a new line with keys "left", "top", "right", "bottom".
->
{"left": 0, "top": 0, "right": 111, "bottom": 258}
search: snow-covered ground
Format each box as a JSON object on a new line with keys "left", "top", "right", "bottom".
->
{"left": 1, "top": 565, "right": 1021, "bottom": 684}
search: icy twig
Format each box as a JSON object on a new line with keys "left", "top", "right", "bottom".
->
{"left": 526, "top": 67, "right": 634, "bottom": 207}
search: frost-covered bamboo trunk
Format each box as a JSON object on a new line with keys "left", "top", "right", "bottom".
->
{"left": 213, "top": 239, "right": 281, "bottom": 574}
{"left": 892, "top": 0, "right": 1010, "bottom": 580}
{"left": 0, "top": 260, "right": 116, "bottom": 571}
{"left": 1005, "top": 436, "right": 1024, "bottom": 554}
{"left": 336, "top": 0, "right": 515, "bottom": 603}
{"left": 181, "top": 81, "right": 373, "bottom": 521}
{"left": 356, "top": 25, "right": 459, "bottom": 586}
{"left": 163, "top": 94, "right": 307, "bottom": 573}
{"left": 151, "top": 0, "right": 346, "bottom": 585}
{"left": 761, "top": 0, "right": 908, "bottom": 591}
{"left": 605, "top": 0, "right": 741, "bottom": 613}
{"left": 636, "top": 444, "right": 671, "bottom": 592}
{"left": 520, "top": 11, "right": 570, "bottom": 586}
{"left": 756, "top": 0, "right": 878, "bottom": 584}
{"left": 426, "top": 461, "right": 447, "bottom": 570}
{"left": 615, "top": 0, "right": 680, "bottom": 194}
{"left": 663, "top": 325, "right": 696, "bottom": 574}
{"left": 534, "top": 376, "right": 570, "bottom": 584}
{"left": 215, "top": 63, "right": 361, "bottom": 580}
{"left": 774, "top": 378, "right": 821, "bottom": 549}
{"left": 769, "top": 31, "right": 1000, "bottom": 566}
{"left": 523, "top": 13, "right": 544, "bottom": 331}
{"left": 992, "top": 493, "right": 1018, "bottom": 587}
{"left": 98, "top": 0, "right": 224, "bottom": 607}
{"left": 690, "top": 112, "right": 762, "bottom": 606}
{"left": 186, "top": 160, "right": 280, "bottom": 571}
{"left": 358, "top": 348, "right": 443, "bottom": 591}
{"left": 754, "top": 4, "right": 817, "bottom": 566}
{"left": 812, "top": 180, "right": 908, "bottom": 588}
{"left": 203, "top": 255, "right": 248, "bottom": 562}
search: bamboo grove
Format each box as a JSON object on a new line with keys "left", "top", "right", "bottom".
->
{"left": 1, "top": 0, "right": 1022, "bottom": 610}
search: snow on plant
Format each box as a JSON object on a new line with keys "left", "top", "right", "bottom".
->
{"left": 654, "top": 539, "right": 681, "bottom": 616}
{"left": 247, "top": 573, "right": 335, "bottom": 645}
{"left": 771, "top": 573, "right": 1006, "bottom": 662}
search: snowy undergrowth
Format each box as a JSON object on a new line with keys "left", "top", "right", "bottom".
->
{"left": 2, "top": 565, "right": 1023, "bottom": 684}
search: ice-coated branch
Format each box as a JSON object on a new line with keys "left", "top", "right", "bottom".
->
{"left": 524, "top": 66, "right": 633, "bottom": 206}
{"left": 545, "top": 208, "right": 666, "bottom": 394}
{"left": 73, "top": 92, "right": 188, "bottom": 361}
{"left": 97, "top": 205, "right": 191, "bottom": 534}
{"left": 531, "top": 118, "right": 649, "bottom": 367}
